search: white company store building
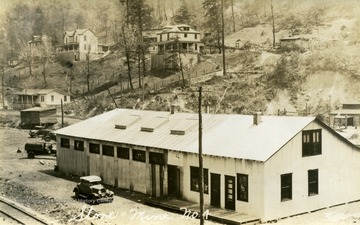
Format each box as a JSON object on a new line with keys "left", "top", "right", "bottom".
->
{"left": 54, "top": 108, "right": 360, "bottom": 222}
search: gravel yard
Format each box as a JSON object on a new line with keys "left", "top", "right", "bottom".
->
{"left": 0, "top": 127, "right": 220, "bottom": 225}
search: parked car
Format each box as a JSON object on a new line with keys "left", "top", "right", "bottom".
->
{"left": 28, "top": 126, "right": 56, "bottom": 142}
{"left": 73, "top": 176, "right": 114, "bottom": 204}
{"left": 24, "top": 142, "right": 55, "bottom": 159}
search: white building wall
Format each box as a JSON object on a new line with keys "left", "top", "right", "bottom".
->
{"left": 88, "top": 141, "right": 102, "bottom": 176}
{"left": 42, "top": 91, "right": 70, "bottom": 107}
{"left": 56, "top": 136, "right": 87, "bottom": 176}
{"left": 168, "top": 151, "right": 265, "bottom": 219}
{"left": 263, "top": 121, "right": 360, "bottom": 221}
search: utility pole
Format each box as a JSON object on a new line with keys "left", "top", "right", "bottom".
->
{"left": 221, "top": 0, "right": 226, "bottom": 76}
{"left": 198, "top": 86, "right": 204, "bottom": 225}
{"left": 328, "top": 95, "right": 332, "bottom": 126}
{"left": 2, "top": 66, "right": 5, "bottom": 109}
{"left": 61, "top": 99, "right": 64, "bottom": 128}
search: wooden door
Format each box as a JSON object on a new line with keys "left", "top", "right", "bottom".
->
{"left": 211, "top": 173, "right": 221, "bottom": 207}
{"left": 225, "top": 175, "right": 235, "bottom": 210}
{"left": 167, "top": 165, "right": 180, "bottom": 197}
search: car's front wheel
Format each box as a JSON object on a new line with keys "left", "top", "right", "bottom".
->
{"left": 89, "top": 195, "right": 99, "bottom": 205}
{"left": 74, "top": 188, "right": 79, "bottom": 198}
{"left": 27, "top": 151, "right": 35, "bottom": 159}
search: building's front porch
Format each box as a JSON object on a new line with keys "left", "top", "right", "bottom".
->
{"left": 146, "top": 197, "right": 260, "bottom": 225}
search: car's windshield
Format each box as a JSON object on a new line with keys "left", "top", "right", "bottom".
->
{"left": 90, "top": 181, "right": 101, "bottom": 185}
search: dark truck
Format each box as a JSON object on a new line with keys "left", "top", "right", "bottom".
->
{"left": 24, "top": 142, "right": 55, "bottom": 159}
{"left": 28, "top": 126, "right": 56, "bottom": 142}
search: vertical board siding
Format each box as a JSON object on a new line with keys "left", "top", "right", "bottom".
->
{"left": 117, "top": 159, "right": 131, "bottom": 189}
{"left": 102, "top": 155, "right": 116, "bottom": 186}
{"left": 263, "top": 121, "right": 360, "bottom": 221}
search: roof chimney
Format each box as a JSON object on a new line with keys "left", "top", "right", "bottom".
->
{"left": 253, "top": 112, "right": 262, "bottom": 125}
{"left": 205, "top": 101, "right": 210, "bottom": 114}
{"left": 170, "top": 104, "right": 175, "bottom": 114}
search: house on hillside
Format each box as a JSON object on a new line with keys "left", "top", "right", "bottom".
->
{"left": 151, "top": 24, "right": 203, "bottom": 70}
{"left": 54, "top": 108, "right": 360, "bottom": 222}
{"left": 27, "top": 35, "right": 43, "bottom": 48}
{"left": 142, "top": 28, "right": 162, "bottom": 54}
{"left": 12, "top": 89, "right": 71, "bottom": 109}
{"left": 155, "top": 24, "right": 203, "bottom": 54}
{"left": 27, "top": 35, "right": 52, "bottom": 63}
{"left": 330, "top": 102, "right": 360, "bottom": 128}
{"left": 279, "top": 36, "right": 309, "bottom": 49}
{"left": 55, "top": 29, "right": 108, "bottom": 62}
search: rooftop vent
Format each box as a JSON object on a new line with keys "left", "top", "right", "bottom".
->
{"left": 115, "top": 115, "right": 141, "bottom": 129}
{"left": 170, "top": 129, "right": 185, "bottom": 135}
{"left": 170, "top": 117, "right": 198, "bottom": 135}
{"left": 140, "top": 117, "right": 168, "bottom": 132}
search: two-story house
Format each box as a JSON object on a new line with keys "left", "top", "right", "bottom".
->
{"left": 142, "top": 28, "right": 162, "bottom": 54}
{"left": 151, "top": 24, "right": 203, "bottom": 70}
{"left": 155, "top": 24, "right": 202, "bottom": 54}
{"left": 55, "top": 29, "right": 107, "bottom": 62}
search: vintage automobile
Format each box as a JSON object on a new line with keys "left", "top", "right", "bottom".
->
{"left": 73, "top": 176, "right": 114, "bottom": 204}
{"left": 24, "top": 142, "right": 55, "bottom": 159}
{"left": 28, "top": 126, "right": 56, "bottom": 142}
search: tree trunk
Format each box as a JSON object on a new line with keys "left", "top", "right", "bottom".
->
{"left": 221, "top": 0, "right": 226, "bottom": 76}
{"left": 121, "top": 26, "right": 133, "bottom": 90}
{"left": 87, "top": 54, "right": 90, "bottom": 93}
{"left": 138, "top": 55, "right": 142, "bottom": 88}
{"left": 42, "top": 60, "right": 47, "bottom": 87}
{"left": 28, "top": 61, "right": 32, "bottom": 76}
{"left": 126, "top": 51, "right": 133, "bottom": 89}
{"left": 231, "top": 0, "right": 235, "bottom": 33}
{"left": 271, "top": 0, "right": 276, "bottom": 48}
{"left": 178, "top": 52, "right": 185, "bottom": 88}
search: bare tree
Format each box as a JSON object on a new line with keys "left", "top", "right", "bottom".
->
{"left": 19, "top": 43, "right": 34, "bottom": 76}
{"left": 119, "top": 26, "right": 136, "bottom": 90}
{"left": 86, "top": 47, "right": 91, "bottom": 92}
{"left": 37, "top": 36, "right": 55, "bottom": 87}
{"left": 271, "top": 0, "right": 276, "bottom": 48}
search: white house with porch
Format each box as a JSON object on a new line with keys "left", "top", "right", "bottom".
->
{"left": 12, "top": 89, "right": 71, "bottom": 109}
{"left": 155, "top": 24, "right": 203, "bottom": 54}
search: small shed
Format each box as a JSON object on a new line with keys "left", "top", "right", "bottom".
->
{"left": 330, "top": 102, "right": 360, "bottom": 128}
{"left": 20, "top": 107, "right": 57, "bottom": 129}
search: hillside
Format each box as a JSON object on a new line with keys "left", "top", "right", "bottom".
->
{"left": 2, "top": 4, "right": 360, "bottom": 122}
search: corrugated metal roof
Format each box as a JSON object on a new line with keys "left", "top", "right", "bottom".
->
{"left": 13, "top": 89, "right": 61, "bottom": 95}
{"left": 331, "top": 109, "right": 360, "bottom": 115}
{"left": 55, "top": 109, "right": 315, "bottom": 162}
{"left": 21, "top": 107, "right": 56, "bottom": 112}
